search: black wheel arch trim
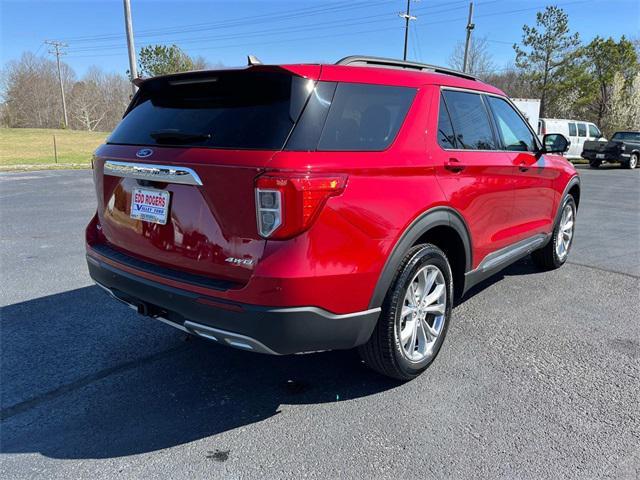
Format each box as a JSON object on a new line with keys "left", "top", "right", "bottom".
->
{"left": 555, "top": 175, "right": 580, "bottom": 226}
{"left": 368, "top": 207, "right": 472, "bottom": 309}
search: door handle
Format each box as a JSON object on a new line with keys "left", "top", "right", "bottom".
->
{"left": 518, "top": 161, "right": 529, "bottom": 172}
{"left": 445, "top": 158, "right": 465, "bottom": 173}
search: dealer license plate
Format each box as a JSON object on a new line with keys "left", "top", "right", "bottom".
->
{"left": 596, "top": 153, "right": 605, "bottom": 159}
{"left": 130, "top": 188, "right": 170, "bottom": 225}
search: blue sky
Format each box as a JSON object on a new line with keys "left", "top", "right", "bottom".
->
{"left": 1, "top": 0, "right": 638, "bottom": 78}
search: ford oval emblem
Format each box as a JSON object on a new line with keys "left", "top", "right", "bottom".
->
{"left": 136, "top": 148, "right": 154, "bottom": 158}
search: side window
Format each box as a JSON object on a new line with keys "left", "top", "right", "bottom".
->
{"left": 442, "top": 90, "right": 497, "bottom": 150}
{"left": 486, "top": 96, "right": 537, "bottom": 152}
{"left": 568, "top": 123, "right": 577, "bottom": 136}
{"left": 577, "top": 123, "right": 587, "bottom": 137}
{"left": 588, "top": 124, "right": 600, "bottom": 137}
{"left": 317, "top": 83, "right": 416, "bottom": 151}
{"left": 437, "top": 96, "right": 457, "bottom": 149}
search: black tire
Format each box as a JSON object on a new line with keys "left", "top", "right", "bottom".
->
{"left": 589, "top": 160, "right": 601, "bottom": 169}
{"left": 622, "top": 153, "right": 638, "bottom": 169}
{"left": 358, "top": 244, "right": 453, "bottom": 381}
{"left": 532, "top": 195, "right": 577, "bottom": 270}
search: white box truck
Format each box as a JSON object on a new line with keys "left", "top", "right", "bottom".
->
{"left": 512, "top": 98, "right": 541, "bottom": 131}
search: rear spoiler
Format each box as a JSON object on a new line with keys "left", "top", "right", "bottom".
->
{"left": 130, "top": 64, "right": 320, "bottom": 90}
{"left": 124, "top": 64, "right": 322, "bottom": 117}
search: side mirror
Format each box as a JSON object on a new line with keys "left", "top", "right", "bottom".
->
{"left": 542, "top": 133, "right": 569, "bottom": 153}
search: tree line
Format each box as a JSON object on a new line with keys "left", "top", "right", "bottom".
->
{"left": 1, "top": 6, "right": 638, "bottom": 135}
{"left": 0, "top": 44, "right": 210, "bottom": 132}
{"left": 452, "top": 6, "right": 639, "bottom": 135}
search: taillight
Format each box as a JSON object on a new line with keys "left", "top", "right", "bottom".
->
{"left": 255, "top": 173, "right": 347, "bottom": 239}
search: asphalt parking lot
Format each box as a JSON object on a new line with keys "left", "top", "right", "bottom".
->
{"left": 1, "top": 165, "right": 639, "bottom": 479}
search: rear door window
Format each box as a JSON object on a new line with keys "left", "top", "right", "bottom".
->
{"left": 577, "top": 123, "right": 587, "bottom": 137}
{"left": 568, "top": 123, "right": 577, "bottom": 136}
{"left": 486, "top": 96, "right": 537, "bottom": 152}
{"left": 442, "top": 90, "right": 497, "bottom": 150}
{"left": 316, "top": 83, "right": 416, "bottom": 151}
{"left": 108, "top": 71, "right": 311, "bottom": 150}
{"left": 437, "top": 96, "right": 457, "bottom": 149}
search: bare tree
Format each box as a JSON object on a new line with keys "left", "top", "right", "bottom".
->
{"left": 483, "top": 65, "right": 536, "bottom": 98}
{"left": 1, "top": 52, "right": 75, "bottom": 128}
{"left": 448, "top": 36, "right": 495, "bottom": 77}
{"left": 68, "top": 67, "right": 130, "bottom": 131}
{"left": 69, "top": 69, "right": 107, "bottom": 131}
{"left": 1, "top": 54, "right": 131, "bottom": 131}
{"left": 99, "top": 72, "right": 132, "bottom": 130}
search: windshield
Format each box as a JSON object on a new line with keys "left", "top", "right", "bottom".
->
{"left": 612, "top": 132, "right": 640, "bottom": 142}
{"left": 108, "top": 71, "right": 312, "bottom": 150}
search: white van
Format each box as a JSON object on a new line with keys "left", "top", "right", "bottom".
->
{"left": 538, "top": 118, "right": 606, "bottom": 159}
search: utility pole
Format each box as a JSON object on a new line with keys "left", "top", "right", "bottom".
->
{"left": 462, "top": 2, "right": 475, "bottom": 73}
{"left": 123, "top": 0, "right": 138, "bottom": 95}
{"left": 399, "top": 0, "right": 417, "bottom": 61}
{"left": 45, "top": 40, "right": 69, "bottom": 129}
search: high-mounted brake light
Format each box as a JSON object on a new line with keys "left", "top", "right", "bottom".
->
{"left": 255, "top": 173, "right": 347, "bottom": 239}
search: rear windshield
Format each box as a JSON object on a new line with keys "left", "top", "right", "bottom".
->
{"left": 612, "top": 132, "right": 640, "bottom": 141}
{"left": 108, "top": 71, "right": 311, "bottom": 150}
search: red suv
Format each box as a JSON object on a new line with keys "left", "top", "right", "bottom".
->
{"left": 86, "top": 56, "right": 580, "bottom": 380}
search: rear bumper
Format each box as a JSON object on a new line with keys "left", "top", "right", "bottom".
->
{"left": 87, "top": 254, "right": 379, "bottom": 355}
{"left": 581, "top": 151, "right": 625, "bottom": 161}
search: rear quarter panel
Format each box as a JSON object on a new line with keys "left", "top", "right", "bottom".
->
{"left": 257, "top": 87, "right": 451, "bottom": 313}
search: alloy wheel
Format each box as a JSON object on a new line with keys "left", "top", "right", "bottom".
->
{"left": 555, "top": 203, "right": 575, "bottom": 261}
{"left": 398, "top": 264, "right": 447, "bottom": 362}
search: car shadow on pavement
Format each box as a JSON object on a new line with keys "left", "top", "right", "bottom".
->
{"left": 460, "top": 255, "right": 542, "bottom": 303}
{"left": 0, "top": 285, "right": 400, "bottom": 459}
{"left": 1, "top": 256, "right": 541, "bottom": 459}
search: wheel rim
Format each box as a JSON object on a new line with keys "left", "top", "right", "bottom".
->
{"left": 398, "top": 265, "right": 447, "bottom": 362}
{"left": 555, "top": 203, "right": 575, "bottom": 261}
{"left": 631, "top": 155, "right": 638, "bottom": 169}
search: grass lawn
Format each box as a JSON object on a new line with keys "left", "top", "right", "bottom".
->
{"left": 0, "top": 128, "right": 108, "bottom": 170}
{"left": 0, "top": 127, "right": 591, "bottom": 170}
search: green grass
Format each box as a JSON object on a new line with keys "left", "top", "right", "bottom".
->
{"left": 0, "top": 127, "right": 595, "bottom": 171}
{"left": 0, "top": 128, "right": 108, "bottom": 170}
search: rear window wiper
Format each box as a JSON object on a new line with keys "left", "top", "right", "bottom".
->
{"left": 150, "top": 129, "right": 211, "bottom": 144}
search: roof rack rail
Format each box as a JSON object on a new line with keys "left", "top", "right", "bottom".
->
{"left": 335, "top": 55, "right": 478, "bottom": 81}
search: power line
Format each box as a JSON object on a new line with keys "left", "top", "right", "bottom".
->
{"left": 62, "top": 0, "right": 492, "bottom": 60}
{"left": 44, "top": 40, "right": 69, "bottom": 128}
{"left": 66, "top": 3, "right": 475, "bottom": 54}
{"left": 66, "top": 24, "right": 404, "bottom": 59}
{"left": 67, "top": 9, "right": 405, "bottom": 53}
{"left": 61, "top": 0, "right": 586, "bottom": 69}
{"left": 416, "top": 0, "right": 588, "bottom": 27}
{"left": 61, "top": 0, "right": 394, "bottom": 44}
{"left": 62, "top": 0, "right": 526, "bottom": 57}
{"left": 411, "top": 22, "right": 423, "bottom": 61}
{"left": 63, "top": 0, "right": 478, "bottom": 54}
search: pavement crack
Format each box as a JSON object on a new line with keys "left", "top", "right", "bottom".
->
{"left": 0, "top": 343, "right": 188, "bottom": 422}
{"left": 566, "top": 261, "right": 640, "bottom": 280}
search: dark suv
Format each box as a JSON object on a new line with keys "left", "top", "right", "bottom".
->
{"left": 86, "top": 56, "right": 580, "bottom": 380}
